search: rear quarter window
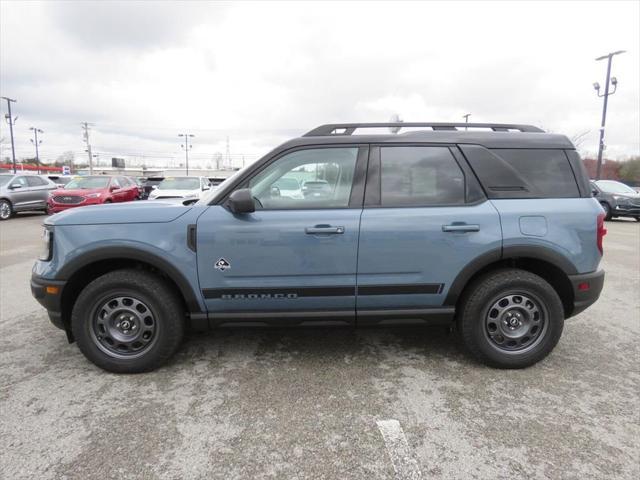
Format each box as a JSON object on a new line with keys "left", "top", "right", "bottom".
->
{"left": 491, "top": 149, "right": 579, "bottom": 198}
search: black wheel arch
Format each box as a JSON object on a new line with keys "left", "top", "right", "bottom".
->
{"left": 445, "top": 245, "right": 577, "bottom": 318}
{"left": 57, "top": 247, "right": 204, "bottom": 335}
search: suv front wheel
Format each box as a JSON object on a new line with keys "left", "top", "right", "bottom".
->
{"left": 457, "top": 268, "right": 564, "bottom": 369}
{"left": 72, "top": 269, "right": 184, "bottom": 373}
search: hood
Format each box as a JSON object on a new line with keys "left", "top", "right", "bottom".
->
{"left": 149, "top": 188, "right": 200, "bottom": 198}
{"left": 46, "top": 199, "right": 192, "bottom": 226}
{"left": 54, "top": 187, "right": 106, "bottom": 196}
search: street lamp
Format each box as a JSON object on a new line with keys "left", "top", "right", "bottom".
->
{"left": 29, "top": 127, "right": 43, "bottom": 164}
{"left": 179, "top": 133, "right": 195, "bottom": 176}
{"left": 593, "top": 50, "right": 625, "bottom": 180}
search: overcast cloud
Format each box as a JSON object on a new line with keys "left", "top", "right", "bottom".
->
{"left": 1, "top": 0, "right": 638, "bottom": 169}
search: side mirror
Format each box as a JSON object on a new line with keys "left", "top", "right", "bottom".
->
{"left": 270, "top": 185, "right": 281, "bottom": 197}
{"left": 227, "top": 188, "right": 255, "bottom": 214}
{"left": 591, "top": 189, "right": 599, "bottom": 196}
{"left": 110, "top": 185, "right": 118, "bottom": 192}
{"left": 9, "top": 183, "right": 22, "bottom": 189}
{"left": 203, "top": 185, "right": 210, "bottom": 191}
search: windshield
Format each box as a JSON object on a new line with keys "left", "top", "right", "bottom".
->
{"left": 595, "top": 180, "right": 636, "bottom": 194}
{"left": 158, "top": 177, "right": 200, "bottom": 190}
{"left": 273, "top": 177, "right": 300, "bottom": 190}
{"left": 65, "top": 176, "right": 110, "bottom": 189}
{"left": 0, "top": 175, "right": 13, "bottom": 187}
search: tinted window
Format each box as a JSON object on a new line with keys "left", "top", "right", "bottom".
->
{"left": 595, "top": 180, "right": 636, "bottom": 194}
{"left": 248, "top": 147, "right": 358, "bottom": 209}
{"left": 27, "top": 176, "right": 47, "bottom": 186}
{"left": 380, "top": 146, "right": 465, "bottom": 206}
{"left": 493, "top": 149, "right": 579, "bottom": 197}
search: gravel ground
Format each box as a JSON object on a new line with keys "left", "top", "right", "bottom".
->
{"left": 1, "top": 213, "right": 638, "bottom": 480}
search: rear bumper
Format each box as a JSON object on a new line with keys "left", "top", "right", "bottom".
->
{"left": 568, "top": 269, "right": 605, "bottom": 317}
{"left": 30, "top": 274, "right": 66, "bottom": 330}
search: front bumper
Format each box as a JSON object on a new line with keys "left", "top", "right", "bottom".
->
{"left": 568, "top": 269, "right": 605, "bottom": 317}
{"left": 48, "top": 197, "right": 103, "bottom": 213}
{"left": 613, "top": 203, "right": 640, "bottom": 218}
{"left": 31, "top": 273, "right": 67, "bottom": 331}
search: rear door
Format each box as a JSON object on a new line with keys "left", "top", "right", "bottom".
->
{"left": 25, "top": 176, "right": 51, "bottom": 208}
{"left": 356, "top": 145, "right": 502, "bottom": 324}
{"left": 196, "top": 146, "right": 368, "bottom": 324}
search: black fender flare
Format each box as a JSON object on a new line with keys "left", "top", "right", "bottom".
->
{"left": 444, "top": 245, "right": 577, "bottom": 306}
{"left": 57, "top": 246, "right": 204, "bottom": 314}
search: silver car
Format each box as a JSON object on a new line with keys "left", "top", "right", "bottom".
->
{"left": 0, "top": 174, "right": 56, "bottom": 220}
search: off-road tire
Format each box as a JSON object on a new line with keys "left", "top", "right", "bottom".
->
{"left": 457, "top": 268, "right": 564, "bottom": 369}
{"left": 72, "top": 269, "right": 184, "bottom": 373}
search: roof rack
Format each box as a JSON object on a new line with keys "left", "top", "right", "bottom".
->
{"left": 303, "top": 122, "right": 545, "bottom": 136}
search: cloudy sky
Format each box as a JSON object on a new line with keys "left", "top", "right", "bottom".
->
{"left": 1, "top": 0, "right": 638, "bottom": 169}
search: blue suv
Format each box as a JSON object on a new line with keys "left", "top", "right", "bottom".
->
{"left": 31, "top": 123, "right": 606, "bottom": 372}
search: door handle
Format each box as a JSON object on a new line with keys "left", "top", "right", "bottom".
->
{"left": 305, "top": 225, "right": 345, "bottom": 235}
{"left": 442, "top": 224, "right": 480, "bottom": 233}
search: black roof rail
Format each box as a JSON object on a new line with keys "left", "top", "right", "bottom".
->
{"left": 303, "top": 122, "right": 545, "bottom": 136}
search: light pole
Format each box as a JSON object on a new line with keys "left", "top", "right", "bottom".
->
{"left": 1, "top": 96, "right": 17, "bottom": 173}
{"left": 29, "top": 127, "right": 43, "bottom": 165}
{"left": 179, "top": 133, "right": 194, "bottom": 176}
{"left": 463, "top": 113, "right": 471, "bottom": 131}
{"left": 593, "top": 50, "right": 625, "bottom": 180}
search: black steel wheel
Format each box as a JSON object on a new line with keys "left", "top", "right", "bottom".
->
{"left": 72, "top": 269, "right": 184, "bottom": 373}
{"left": 457, "top": 268, "right": 564, "bottom": 369}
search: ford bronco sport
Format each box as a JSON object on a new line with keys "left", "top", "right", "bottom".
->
{"left": 31, "top": 122, "right": 606, "bottom": 373}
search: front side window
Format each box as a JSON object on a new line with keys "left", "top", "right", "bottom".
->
{"left": 380, "top": 146, "right": 465, "bottom": 206}
{"left": 13, "top": 177, "right": 29, "bottom": 188}
{"left": 247, "top": 147, "right": 358, "bottom": 209}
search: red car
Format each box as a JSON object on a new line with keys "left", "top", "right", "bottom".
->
{"left": 48, "top": 175, "right": 139, "bottom": 213}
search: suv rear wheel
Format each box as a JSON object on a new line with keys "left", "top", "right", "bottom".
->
{"left": 72, "top": 269, "right": 184, "bottom": 373}
{"left": 457, "top": 268, "right": 564, "bottom": 369}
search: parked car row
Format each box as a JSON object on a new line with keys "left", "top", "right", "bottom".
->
{"left": 0, "top": 173, "right": 227, "bottom": 220}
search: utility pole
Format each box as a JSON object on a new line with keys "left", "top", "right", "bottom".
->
{"left": 82, "top": 122, "right": 94, "bottom": 174}
{"left": 593, "top": 50, "right": 625, "bottom": 180}
{"left": 179, "top": 133, "right": 194, "bottom": 175}
{"left": 1, "top": 96, "right": 17, "bottom": 173}
{"left": 29, "top": 127, "right": 43, "bottom": 165}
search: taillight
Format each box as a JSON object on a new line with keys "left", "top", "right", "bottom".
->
{"left": 597, "top": 212, "right": 607, "bottom": 255}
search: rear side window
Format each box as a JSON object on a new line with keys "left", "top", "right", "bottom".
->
{"left": 27, "top": 176, "right": 47, "bottom": 186}
{"left": 380, "top": 146, "right": 465, "bottom": 206}
{"left": 492, "top": 149, "right": 579, "bottom": 197}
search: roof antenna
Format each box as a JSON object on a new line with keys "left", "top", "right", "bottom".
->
{"left": 389, "top": 114, "right": 403, "bottom": 134}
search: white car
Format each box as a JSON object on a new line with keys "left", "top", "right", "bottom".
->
{"left": 148, "top": 176, "right": 211, "bottom": 200}
{"left": 272, "top": 177, "right": 303, "bottom": 199}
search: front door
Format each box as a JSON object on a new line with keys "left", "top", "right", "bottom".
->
{"left": 196, "top": 146, "right": 368, "bottom": 325}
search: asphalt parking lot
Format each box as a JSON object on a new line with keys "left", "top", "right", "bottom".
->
{"left": 1, "top": 213, "right": 638, "bottom": 480}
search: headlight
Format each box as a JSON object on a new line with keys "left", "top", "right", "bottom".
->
{"left": 613, "top": 195, "right": 629, "bottom": 203}
{"left": 39, "top": 228, "right": 53, "bottom": 261}
{"left": 85, "top": 193, "right": 102, "bottom": 198}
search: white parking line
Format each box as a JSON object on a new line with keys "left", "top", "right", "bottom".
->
{"left": 376, "top": 419, "right": 423, "bottom": 480}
